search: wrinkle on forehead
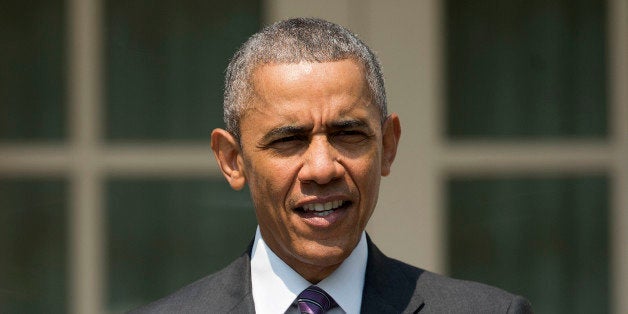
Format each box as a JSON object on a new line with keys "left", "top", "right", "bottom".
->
{"left": 245, "top": 60, "right": 373, "bottom": 119}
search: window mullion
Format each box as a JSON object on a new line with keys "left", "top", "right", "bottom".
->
{"left": 609, "top": 0, "right": 628, "bottom": 313}
{"left": 67, "top": 0, "right": 104, "bottom": 312}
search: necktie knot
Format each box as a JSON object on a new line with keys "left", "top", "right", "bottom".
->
{"left": 297, "top": 285, "right": 338, "bottom": 314}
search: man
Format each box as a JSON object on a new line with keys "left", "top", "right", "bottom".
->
{"left": 132, "top": 18, "right": 533, "bottom": 313}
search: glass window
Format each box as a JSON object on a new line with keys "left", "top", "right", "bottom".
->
{"left": 0, "top": 0, "right": 66, "bottom": 141}
{"left": 447, "top": 176, "right": 609, "bottom": 313}
{"left": 445, "top": 0, "right": 607, "bottom": 139}
{"left": 0, "top": 179, "right": 68, "bottom": 313}
{"left": 105, "top": 0, "right": 260, "bottom": 141}
{"left": 106, "top": 178, "right": 257, "bottom": 312}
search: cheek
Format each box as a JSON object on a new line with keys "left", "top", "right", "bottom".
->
{"left": 352, "top": 155, "right": 382, "bottom": 206}
{"left": 247, "top": 161, "right": 297, "bottom": 206}
{"left": 353, "top": 152, "right": 382, "bottom": 180}
{"left": 357, "top": 169, "right": 380, "bottom": 227}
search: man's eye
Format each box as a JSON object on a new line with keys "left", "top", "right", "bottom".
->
{"left": 272, "top": 136, "right": 299, "bottom": 144}
{"left": 334, "top": 130, "right": 369, "bottom": 143}
{"left": 267, "top": 135, "right": 309, "bottom": 150}
{"left": 338, "top": 130, "right": 365, "bottom": 137}
{"left": 338, "top": 130, "right": 361, "bottom": 136}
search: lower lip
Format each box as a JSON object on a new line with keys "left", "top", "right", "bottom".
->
{"left": 297, "top": 206, "right": 347, "bottom": 228}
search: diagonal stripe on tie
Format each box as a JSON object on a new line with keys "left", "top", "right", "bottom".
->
{"left": 297, "top": 285, "right": 338, "bottom": 314}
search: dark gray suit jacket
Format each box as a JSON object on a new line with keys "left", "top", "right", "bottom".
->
{"left": 131, "top": 237, "right": 533, "bottom": 313}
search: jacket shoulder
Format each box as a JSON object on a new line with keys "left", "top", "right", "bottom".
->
{"left": 414, "top": 268, "right": 533, "bottom": 313}
{"left": 364, "top": 239, "right": 532, "bottom": 313}
{"left": 128, "top": 254, "right": 254, "bottom": 314}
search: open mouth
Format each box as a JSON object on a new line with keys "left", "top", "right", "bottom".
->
{"left": 296, "top": 200, "right": 351, "bottom": 217}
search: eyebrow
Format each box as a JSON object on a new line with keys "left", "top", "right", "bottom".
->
{"left": 329, "top": 119, "right": 369, "bottom": 130}
{"left": 261, "top": 125, "right": 309, "bottom": 143}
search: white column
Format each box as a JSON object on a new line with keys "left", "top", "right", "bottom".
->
{"left": 609, "top": 0, "right": 628, "bottom": 313}
{"left": 263, "top": 0, "right": 352, "bottom": 26}
{"left": 68, "top": 0, "right": 104, "bottom": 312}
{"left": 364, "top": 0, "right": 444, "bottom": 273}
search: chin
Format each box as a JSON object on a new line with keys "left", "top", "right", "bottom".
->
{"left": 295, "top": 241, "right": 351, "bottom": 267}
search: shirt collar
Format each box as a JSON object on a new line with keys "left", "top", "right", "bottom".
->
{"left": 250, "top": 227, "right": 368, "bottom": 314}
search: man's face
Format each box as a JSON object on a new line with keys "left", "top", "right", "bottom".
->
{"left": 215, "top": 59, "right": 399, "bottom": 282}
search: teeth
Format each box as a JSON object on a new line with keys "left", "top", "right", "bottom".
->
{"left": 303, "top": 200, "right": 344, "bottom": 212}
{"left": 315, "top": 211, "right": 332, "bottom": 217}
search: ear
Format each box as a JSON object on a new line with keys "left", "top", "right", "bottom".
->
{"left": 211, "top": 128, "right": 247, "bottom": 190}
{"left": 380, "top": 113, "right": 401, "bottom": 176}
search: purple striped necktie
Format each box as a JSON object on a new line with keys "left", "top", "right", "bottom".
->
{"left": 296, "top": 285, "right": 338, "bottom": 314}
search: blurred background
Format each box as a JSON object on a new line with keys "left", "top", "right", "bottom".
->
{"left": 0, "top": 0, "right": 626, "bottom": 313}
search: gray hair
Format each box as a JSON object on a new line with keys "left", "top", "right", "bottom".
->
{"left": 223, "top": 17, "right": 387, "bottom": 140}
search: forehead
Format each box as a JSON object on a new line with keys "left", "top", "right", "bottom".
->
{"left": 244, "top": 59, "right": 373, "bottom": 119}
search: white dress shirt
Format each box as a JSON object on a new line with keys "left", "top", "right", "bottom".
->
{"left": 250, "top": 227, "right": 368, "bottom": 314}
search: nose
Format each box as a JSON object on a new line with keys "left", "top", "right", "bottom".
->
{"left": 298, "top": 136, "right": 345, "bottom": 185}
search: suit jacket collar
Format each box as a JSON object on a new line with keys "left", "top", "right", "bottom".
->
{"left": 239, "top": 235, "right": 425, "bottom": 313}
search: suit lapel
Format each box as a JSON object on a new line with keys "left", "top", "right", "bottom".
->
{"left": 232, "top": 236, "right": 426, "bottom": 313}
{"left": 361, "top": 236, "right": 425, "bottom": 313}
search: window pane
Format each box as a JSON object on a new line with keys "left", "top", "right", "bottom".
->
{"left": 446, "top": 0, "right": 607, "bottom": 139}
{"left": 106, "top": 178, "right": 257, "bottom": 312}
{"left": 447, "top": 175, "right": 608, "bottom": 313}
{"left": 105, "top": 0, "right": 260, "bottom": 141}
{"left": 0, "top": 179, "right": 68, "bottom": 313}
{"left": 0, "top": 0, "right": 66, "bottom": 141}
